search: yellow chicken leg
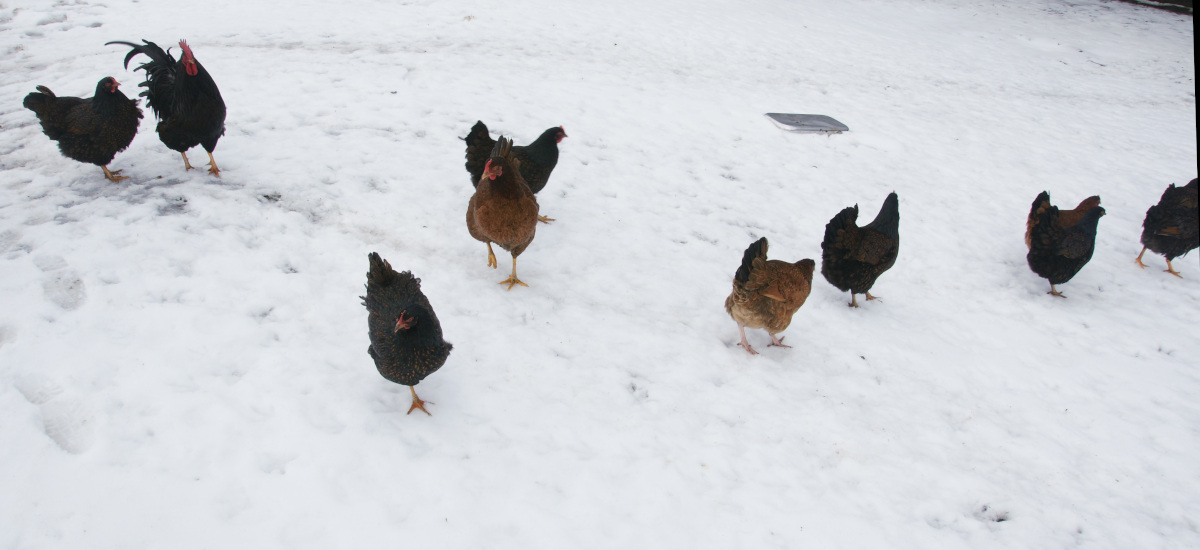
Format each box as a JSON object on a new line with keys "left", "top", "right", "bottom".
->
{"left": 485, "top": 242, "right": 498, "bottom": 269}
{"left": 206, "top": 151, "right": 221, "bottom": 178}
{"left": 1165, "top": 259, "right": 1183, "bottom": 278}
{"left": 101, "top": 165, "right": 128, "bottom": 182}
{"left": 537, "top": 214, "right": 556, "bottom": 224}
{"left": 1135, "top": 246, "right": 1149, "bottom": 268}
{"left": 181, "top": 152, "right": 194, "bottom": 171}
{"left": 768, "top": 334, "right": 791, "bottom": 348}
{"left": 865, "top": 292, "right": 880, "bottom": 301}
{"left": 848, "top": 294, "right": 860, "bottom": 308}
{"left": 407, "top": 385, "right": 432, "bottom": 416}
{"left": 498, "top": 255, "right": 528, "bottom": 290}
{"left": 1047, "top": 284, "right": 1066, "bottom": 298}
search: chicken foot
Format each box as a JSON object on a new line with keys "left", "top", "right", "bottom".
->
{"left": 206, "top": 151, "right": 221, "bottom": 178}
{"left": 407, "top": 385, "right": 432, "bottom": 416}
{"left": 736, "top": 323, "right": 759, "bottom": 355}
{"left": 1135, "top": 246, "right": 1149, "bottom": 268}
{"left": 1047, "top": 284, "right": 1066, "bottom": 298}
{"left": 1165, "top": 259, "right": 1183, "bottom": 278}
{"left": 768, "top": 334, "right": 791, "bottom": 348}
{"left": 181, "top": 152, "right": 194, "bottom": 171}
{"left": 537, "top": 214, "right": 556, "bottom": 224}
{"left": 485, "top": 242, "right": 498, "bottom": 269}
{"left": 498, "top": 255, "right": 528, "bottom": 290}
{"left": 101, "top": 166, "right": 129, "bottom": 182}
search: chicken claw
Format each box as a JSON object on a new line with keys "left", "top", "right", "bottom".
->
{"left": 1166, "top": 260, "right": 1183, "bottom": 278}
{"left": 485, "top": 242, "right": 498, "bottom": 269}
{"left": 736, "top": 323, "right": 759, "bottom": 355}
{"left": 499, "top": 256, "right": 527, "bottom": 290}
{"left": 102, "top": 166, "right": 129, "bottom": 182}
{"left": 865, "top": 292, "right": 880, "bottom": 301}
{"left": 407, "top": 386, "right": 432, "bottom": 416}
{"left": 181, "top": 152, "right": 194, "bottom": 171}
{"left": 1135, "top": 247, "right": 1149, "bottom": 268}
{"left": 1047, "top": 284, "right": 1066, "bottom": 298}
{"left": 768, "top": 334, "right": 791, "bottom": 348}
{"left": 537, "top": 214, "right": 556, "bottom": 224}
{"left": 848, "top": 294, "right": 860, "bottom": 308}
{"left": 206, "top": 152, "right": 221, "bottom": 178}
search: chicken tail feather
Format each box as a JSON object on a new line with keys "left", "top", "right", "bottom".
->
{"left": 735, "top": 237, "right": 768, "bottom": 284}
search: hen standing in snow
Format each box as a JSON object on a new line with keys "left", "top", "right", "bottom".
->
{"left": 23, "top": 77, "right": 142, "bottom": 182}
{"left": 1136, "top": 178, "right": 1198, "bottom": 277}
{"left": 1025, "top": 192, "right": 1101, "bottom": 249}
{"left": 464, "top": 121, "right": 565, "bottom": 223}
{"left": 725, "top": 237, "right": 815, "bottom": 355}
{"left": 362, "top": 253, "right": 453, "bottom": 416}
{"left": 820, "top": 192, "right": 900, "bottom": 308}
{"left": 1026, "top": 190, "right": 1105, "bottom": 298}
{"left": 107, "top": 39, "right": 226, "bottom": 177}
{"left": 466, "top": 137, "right": 540, "bottom": 290}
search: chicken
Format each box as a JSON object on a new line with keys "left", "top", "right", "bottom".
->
{"left": 22, "top": 77, "right": 142, "bottom": 182}
{"left": 1025, "top": 192, "right": 1101, "bottom": 249}
{"left": 820, "top": 192, "right": 900, "bottom": 308}
{"left": 725, "top": 237, "right": 815, "bottom": 355}
{"left": 1136, "top": 178, "right": 1198, "bottom": 277}
{"left": 464, "top": 121, "right": 566, "bottom": 223}
{"left": 362, "top": 252, "right": 453, "bottom": 416}
{"left": 1026, "top": 191, "right": 1105, "bottom": 298}
{"left": 107, "top": 39, "right": 226, "bottom": 177}
{"left": 466, "top": 137, "right": 540, "bottom": 290}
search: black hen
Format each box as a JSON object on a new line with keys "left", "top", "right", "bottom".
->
{"left": 362, "top": 253, "right": 453, "bottom": 415}
{"left": 820, "top": 192, "right": 900, "bottom": 308}
{"left": 107, "top": 39, "right": 226, "bottom": 177}
{"left": 1026, "top": 192, "right": 1105, "bottom": 298}
{"left": 464, "top": 121, "right": 566, "bottom": 223}
{"left": 23, "top": 77, "right": 142, "bottom": 182}
{"left": 1137, "top": 178, "right": 1198, "bottom": 277}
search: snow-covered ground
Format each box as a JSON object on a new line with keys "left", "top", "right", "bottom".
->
{"left": 1, "top": 0, "right": 1196, "bottom": 547}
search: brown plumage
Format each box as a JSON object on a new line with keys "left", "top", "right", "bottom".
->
{"left": 464, "top": 121, "right": 565, "bottom": 223}
{"left": 724, "top": 237, "right": 816, "bottom": 355}
{"left": 466, "top": 137, "right": 540, "bottom": 290}
{"left": 1136, "top": 179, "right": 1198, "bottom": 277}
{"left": 23, "top": 77, "right": 142, "bottom": 182}
{"left": 1025, "top": 192, "right": 1101, "bottom": 249}
{"left": 820, "top": 192, "right": 900, "bottom": 308}
{"left": 362, "top": 253, "right": 452, "bottom": 416}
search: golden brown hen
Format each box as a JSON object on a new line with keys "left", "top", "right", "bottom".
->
{"left": 1025, "top": 192, "right": 1101, "bottom": 249}
{"left": 466, "top": 137, "right": 540, "bottom": 290}
{"left": 724, "top": 237, "right": 816, "bottom": 355}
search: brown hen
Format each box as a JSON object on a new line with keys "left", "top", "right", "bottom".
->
{"left": 724, "top": 237, "right": 816, "bottom": 355}
{"left": 466, "top": 137, "right": 540, "bottom": 290}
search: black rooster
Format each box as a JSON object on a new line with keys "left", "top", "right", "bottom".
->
{"left": 1026, "top": 191, "right": 1105, "bottom": 298}
{"left": 820, "top": 192, "right": 900, "bottom": 308}
{"left": 464, "top": 121, "right": 566, "bottom": 223}
{"left": 23, "top": 77, "right": 142, "bottom": 182}
{"left": 107, "top": 39, "right": 226, "bottom": 177}
{"left": 362, "top": 253, "right": 453, "bottom": 416}
{"left": 1136, "top": 178, "right": 1198, "bottom": 277}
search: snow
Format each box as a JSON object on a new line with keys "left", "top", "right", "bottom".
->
{"left": 0, "top": 0, "right": 1196, "bottom": 547}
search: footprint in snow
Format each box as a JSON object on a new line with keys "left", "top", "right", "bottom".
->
{"left": 13, "top": 372, "right": 63, "bottom": 405}
{"left": 34, "top": 255, "right": 87, "bottom": 310}
{"left": 40, "top": 396, "right": 96, "bottom": 454}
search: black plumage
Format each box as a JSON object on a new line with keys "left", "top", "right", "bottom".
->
{"left": 362, "top": 253, "right": 453, "bottom": 415}
{"left": 23, "top": 77, "right": 142, "bottom": 182}
{"left": 820, "top": 192, "right": 900, "bottom": 308}
{"left": 1137, "top": 178, "right": 1198, "bottom": 277}
{"left": 107, "top": 39, "right": 227, "bottom": 176}
{"left": 464, "top": 121, "right": 566, "bottom": 223}
{"left": 1026, "top": 192, "right": 1105, "bottom": 298}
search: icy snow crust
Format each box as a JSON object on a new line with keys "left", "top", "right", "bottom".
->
{"left": 0, "top": 0, "right": 1196, "bottom": 547}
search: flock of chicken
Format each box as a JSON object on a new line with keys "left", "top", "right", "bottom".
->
{"left": 19, "top": 40, "right": 1199, "bottom": 416}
